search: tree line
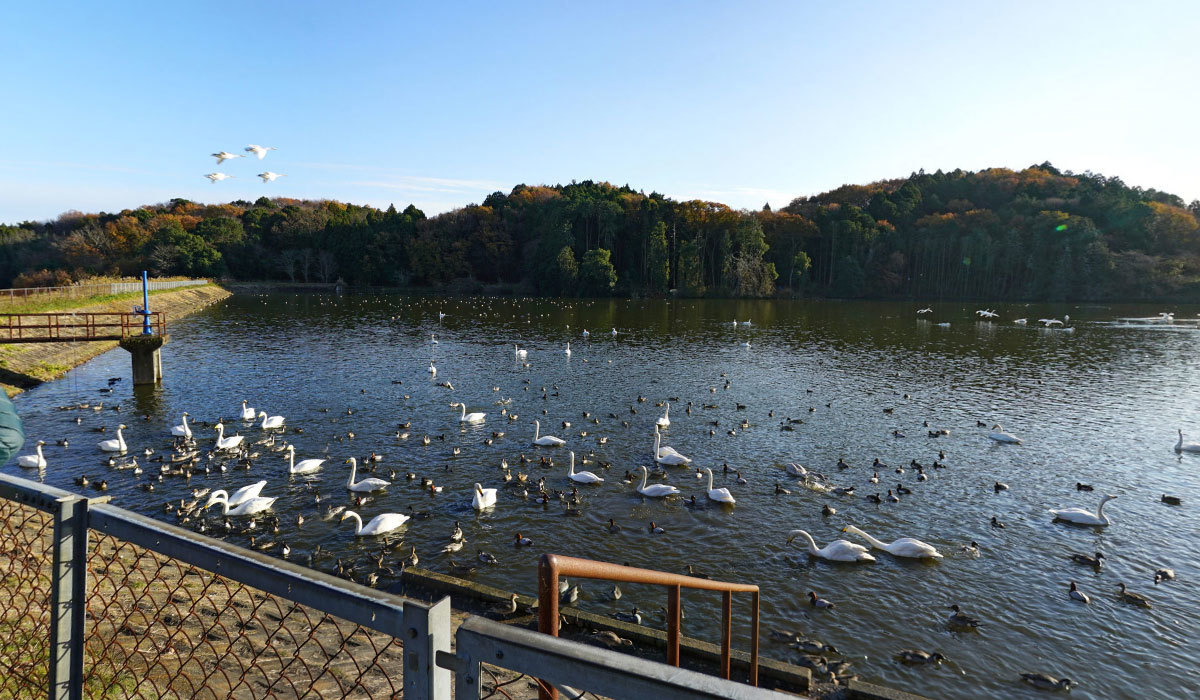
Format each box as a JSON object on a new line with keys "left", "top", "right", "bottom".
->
{"left": 1, "top": 163, "right": 1197, "bottom": 300}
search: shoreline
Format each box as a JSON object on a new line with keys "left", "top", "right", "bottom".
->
{"left": 0, "top": 284, "right": 232, "bottom": 396}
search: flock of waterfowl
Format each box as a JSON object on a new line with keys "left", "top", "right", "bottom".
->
{"left": 10, "top": 298, "right": 1198, "bottom": 697}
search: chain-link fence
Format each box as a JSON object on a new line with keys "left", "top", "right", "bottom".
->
{"left": 0, "top": 497, "right": 53, "bottom": 699}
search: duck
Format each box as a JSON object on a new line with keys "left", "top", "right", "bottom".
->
{"left": 1020, "top": 673, "right": 1073, "bottom": 691}
{"left": 514, "top": 532, "right": 533, "bottom": 546}
{"left": 807, "top": 591, "right": 835, "bottom": 609}
{"left": 946, "top": 604, "right": 980, "bottom": 629}
{"left": 1070, "top": 551, "right": 1104, "bottom": 568}
{"left": 990, "top": 516, "right": 1005, "bottom": 529}
{"left": 472, "top": 483, "right": 497, "bottom": 510}
{"left": 566, "top": 451, "right": 603, "bottom": 484}
{"left": 341, "top": 510, "right": 410, "bottom": 536}
{"left": 1161, "top": 494, "right": 1182, "bottom": 506}
{"left": 17, "top": 440, "right": 47, "bottom": 468}
{"left": 1153, "top": 568, "right": 1175, "bottom": 585}
{"left": 1050, "top": 494, "right": 1117, "bottom": 526}
{"left": 637, "top": 466, "right": 680, "bottom": 497}
{"left": 1067, "top": 581, "right": 1090, "bottom": 603}
{"left": 896, "top": 650, "right": 947, "bottom": 665}
{"left": 704, "top": 469, "right": 735, "bottom": 504}
{"left": 344, "top": 458, "right": 390, "bottom": 492}
{"left": 786, "top": 530, "right": 875, "bottom": 563}
{"left": 842, "top": 525, "right": 942, "bottom": 558}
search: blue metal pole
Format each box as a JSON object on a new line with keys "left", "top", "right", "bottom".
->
{"left": 142, "top": 271, "right": 151, "bottom": 335}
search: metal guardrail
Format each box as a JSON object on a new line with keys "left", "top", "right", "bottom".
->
{"left": 537, "top": 554, "right": 761, "bottom": 699}
{"left": 0, "top": 279, "right": 208, "bottom": 304}
{"left": 444, "top": 616, "right": 783, "bottom": 700}
{"left": 0, "top": 472, "right": 783, "bottom": 700}
{"left": 0, "top": 312, "right": 166, "bottom": 343}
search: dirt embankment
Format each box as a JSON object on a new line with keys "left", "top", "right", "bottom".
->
{"left": 0, "top": 284, "right": 232, "bottom": 396}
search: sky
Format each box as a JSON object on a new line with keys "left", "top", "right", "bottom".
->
{"left": 2, "top": 1, "right": 1198, "bottom": 223}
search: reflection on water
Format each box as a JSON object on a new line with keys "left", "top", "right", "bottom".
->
{"left": 8, "top": 295, "right": 1200, "bottom": 700}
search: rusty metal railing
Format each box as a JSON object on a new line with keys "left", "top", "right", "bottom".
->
{"left": 0, "top": 312, "right": 166, "bottom": 343}
{"left": 537, "top": 553, "right": 760, "bottom": 700}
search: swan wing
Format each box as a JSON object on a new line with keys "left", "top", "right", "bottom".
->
{"left": 293, "top": 458, "right": 325, "bottom": 473}
{"left": 891, "top": 538, "right": 941, "bottom": 557}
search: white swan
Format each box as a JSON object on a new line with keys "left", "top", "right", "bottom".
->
{"left": 1051, "top": 494, "right": 1117, "bottom": 526}
{"left": 705, "top": 468, "right": 736, "bottom": 504}
{"left": 17, "top": 441, "right": 46, "bottom": 468}
{"left": 214, "top": 423, "right": 244, "bottom": 450}
{"left": 785, "top": 463, "right": 808, "bottom": 477}
{"left": 245, "top": 144, "right": 277, "bottom": 160}
{"left": 206, "top": 481, "right": 267, "bottom": 507}
{"left": 637, "top": 466, "right": 679, "bottom": 497}
{"left": 240, "top": 400, "right": 256, "bottom": 421}
{"left": 472, "top": 482, "right": 497, "bottom": 510}
{"left": 431, "top": 333, "right": 438, "bottom": 344}
{"left": 611, "top": 328, "right": 617, "bottom": 337}
{"left": 453, "top": 402, "right": 486, "bottom": 424}
{"left": 514, "top": 345, "right": 527, "bottom": 360}
{"left": 341, "top": 510, "right": 410, "bottom": 536}
{"left": 211, "top": 151, "right": 243, "bottom": 164}
{"left": 842, "top": 525, "right": 942, "bottom": 558}
{"left": 786, "top": 530, "right": 875, "bottom": 563}
{"left": 656, "top": 403, "right": 671, "bottom": 429}
{"left": 258, "top": 411, "right": 285, "bottom": 430}
{"left": 917, "top": 307, "right": 933, "bottom": 314}
{"left": 206, "top": 492, "right": 276, "bottom": 516}
{"left": 170, "top": 412, "right": 192, "bottom": 438}
{"left": 1014, "top": 318, "right": 1028, "bottom": 325}
{"left": 532, "top": 420, "right": 566, "bottom": 447}
{"left": 565, "top": 342, "right": 571, "bottom": 357}
{"left": 203, "top": 172, "right": 234, "bottom": 183}
{"left": 98, "top": 425, "right": 128, "bottom": 452}
{"left": 286, "top": 445, "right": 325, "bottom": 475}
{"left": 582, "top": 329, "right": 590, "bottom": 337}
{"left": 987, "top": 424, "right": 1021, "bottom": 444}
{"left": 257, "top": 171, "right": 285, "bottom": 183}
{"left": 1175, "top": 429, "right": 1200, "bottom": 453}
{"left": 567, "top": 451, "right": 603, "bottom": 484}
{"left": 428, "top": 361, "right": 437, "bottom": 376}
{"left": 345, "top": 457, "right": 390, "bottom": 492}
{"left": 654, "top": 425, "right": 691, "bottom": 465}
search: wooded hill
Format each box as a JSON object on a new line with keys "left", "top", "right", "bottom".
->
{"left": 3, "top": 163, "right": 1197, "bottom": 300}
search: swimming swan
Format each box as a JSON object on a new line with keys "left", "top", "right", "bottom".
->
{"left": 206, "top": 492, "right": 276, "bottom": 516}
{"left": 987, "top": 424, "right": 1021, "bottom": 444}
{"left": 472, "top": 482, "right": 497, "bottom": 510}
{"left": 213, "top": 423, "right": 244, "bottom": 450}
{"left": 786, "top": 530, "right": 875, "bottom": 563}
{"left": 206, "top": 481, "right": 267, "bottom": 508}
{"left": 286, "top": 445, "right": 325, "bottom": 474}
{"left": 1175, "top": 429, "right": 1200, "bottom": 453}
{"left": 1050, "top": 494, "right": 1117, "bottom": 526}
{"left": 257, "top": 411, "right": 285, "bottom": 430}
{"left": 654, "top": 425, "right": 691, "bottom": 465}
{"left": 170, "top": 413, "right": 192, "bottom": 438}
{"left": 567, "top": 451, "right": 603, "bottom": 483}
{"left": 656, "top": 403, "right": 671, "bottom": 429}
{"left": 98, "top": 425, "right": 128, "bottom": 452}
{"left": 637, "top": 466, "right": 680, "bottom": 497}
{"left": 341, "top": 510, "right": 410, "bottom": 536}
{"left": 454, "top": 402, "right": 486, "bottom": 424}
{"left": 705, "top": 468, "right": 736, "bottom": 504}
{"left": 240, "top": 400, "right": 256, "bottom": 421}
{"left": 842, "top": 525, "right": 942, "bottom": 558}
{"left": 344, "top": 457, "right": 390, "bottom": 492}
{"left": 17, "top": 441, "right": 47, "bottom": 468}
{"left": 532, "top": 420, "right": 566, "bottom": 447}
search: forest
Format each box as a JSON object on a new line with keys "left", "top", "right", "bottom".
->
{"left": 2, "top": 163, "right": 1198, "bottom": 301}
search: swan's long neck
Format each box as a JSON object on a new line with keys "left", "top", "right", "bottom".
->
{"left": 346, "top": 512, "right": 362, "bottom": 534}
{"left": 36, "top": 444, "right": 44, "bottom": 460}
{"left": 287, "top": 448, "right": 295, "bottom": 472}
{"left": 460, "top": 404, "right": 466, "bottom": 420}
{"left": 706, "top": 469, "right": 714, "bottom": 491}
{"left": 664, "top": 403, "right": 670, "bottom": 418}
{"left": 848, "top": 526, "right": 887, "bottom": 549}
{"left": 534, "top": 421, "right": 540, "bottom": 440}
{"left": 1178, "top": 432, "right": 1184, "bottom": 450}
{"left": 568, "top": 451, "right": 575, "bottom": 475}
{"left": 639, "top": 468, "right": 648, "bottom": 490}
{"left": 797, "top": 531, "right": 819, "bottom": 555}
{"left": 347, "top": 459, "right": 357, "bottom": 487}
{"left": 117, "top": 427, "right": 125, "bottom": 449}
{"left": 654, "top": 429, "right": 661, "bottom": 457}
{"left": 1097, "top": 497, "right": 1112, "bottom": 522}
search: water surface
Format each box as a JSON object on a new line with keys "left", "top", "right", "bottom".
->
{"left": 8, "top": 295, "right": 1200, "bottom": 700}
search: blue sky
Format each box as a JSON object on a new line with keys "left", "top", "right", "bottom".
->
{"left": 2, "top": 1, "right": 1197, "bottom": 222}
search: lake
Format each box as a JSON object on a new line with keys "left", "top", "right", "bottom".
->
{"left": 7, "top": 294, "right": 1200, "bottom": 700}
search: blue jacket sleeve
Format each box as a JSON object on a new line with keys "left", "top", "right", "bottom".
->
{"left": 0, "top": 392, "right": 26, "bottom": 464}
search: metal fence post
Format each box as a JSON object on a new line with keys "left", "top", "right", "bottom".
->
{"left": 48, "top": 495, "right": 89, "bottom": 700}
{"left": 402, "top": 596, "right": 451, "bottom": 700}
